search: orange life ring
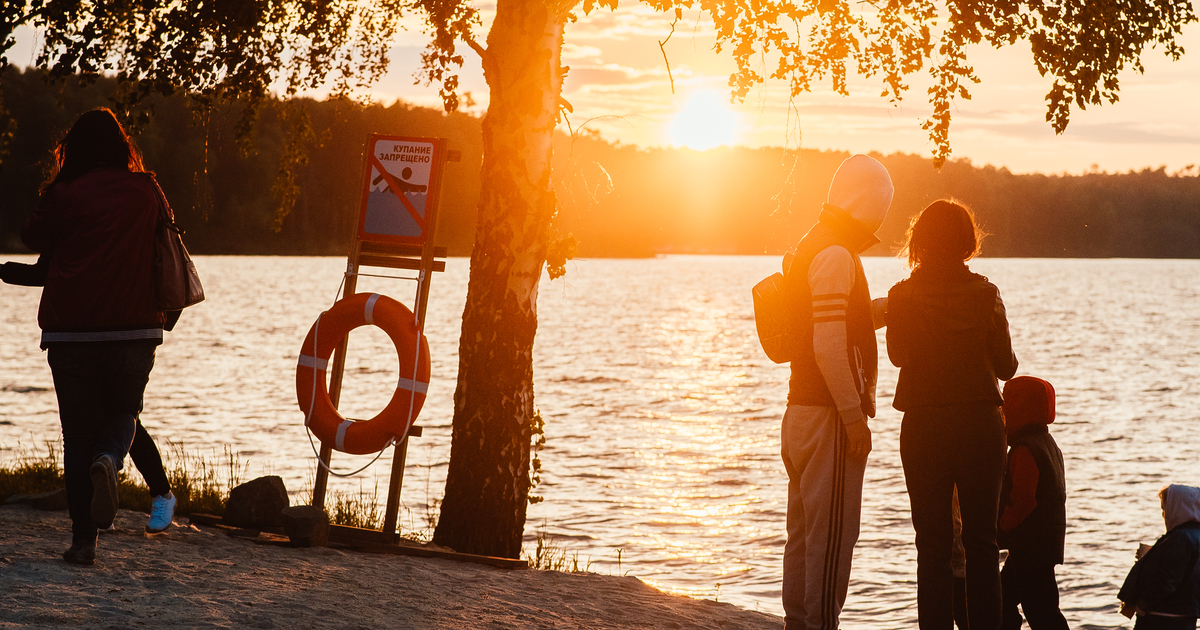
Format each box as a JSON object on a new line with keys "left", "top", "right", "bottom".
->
{"left": 296, "top": 293, "right": 431, "bottom": 454}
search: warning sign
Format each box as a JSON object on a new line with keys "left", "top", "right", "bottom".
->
{"left": 357, "top": 135, "right": 446, "bottom": 245}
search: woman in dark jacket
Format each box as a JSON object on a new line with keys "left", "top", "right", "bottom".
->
{"left": 20, "top": 108, "right": 173, "bottom": 565}
{"left": 887, "top": 200, "right": 1019, "bottom": 630}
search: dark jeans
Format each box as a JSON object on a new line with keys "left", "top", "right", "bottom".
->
{"left": 1001, "top": 554, "right": 1069, "bottom": 630}
{"left": 901, "top": 404, "right": 1007, "bottom": 630}
{"left": 130, "top": 420, "right": 170, "bottom": 498}
{"left": 48, "top": 340, "right": 157, "bottom": 542}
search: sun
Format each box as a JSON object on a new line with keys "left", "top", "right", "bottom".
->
{"left": 667, "top": 90, "right": 740, "bottom": 150}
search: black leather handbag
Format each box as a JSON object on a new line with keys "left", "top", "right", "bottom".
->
{"left": 148, "top": 175, "right": 204, "bottom": 321}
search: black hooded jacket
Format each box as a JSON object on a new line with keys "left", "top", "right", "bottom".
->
{"left": 887, "top": 261, "right": 1018, "bottom": 411}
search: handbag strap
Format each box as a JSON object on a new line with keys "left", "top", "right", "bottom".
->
{"left": 144, "top": 173, "right": 182, "bottom": 234}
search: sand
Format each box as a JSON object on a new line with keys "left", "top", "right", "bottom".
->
{"left": 0, "top": 504, "right": 783, "bottom": 629}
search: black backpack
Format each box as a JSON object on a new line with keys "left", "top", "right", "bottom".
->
{"left": 752, "top": 251, "right": 796, "bottom": 364}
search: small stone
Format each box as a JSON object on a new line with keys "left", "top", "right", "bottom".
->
{"left": 280, "top": 505, "right": 330, "bottom": 547}
{"left": 223, "top": 476, "right": 289, "bottom": 528}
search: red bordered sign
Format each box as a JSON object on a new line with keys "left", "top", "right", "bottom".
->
{"left": 356, "top": 135, "right": 447, "bottom": 245}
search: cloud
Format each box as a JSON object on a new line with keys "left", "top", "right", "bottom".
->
{"left": 566, "top": 64, "right": 671, "bottom": 87}
{"left": 568, "top": 6, "right": 688, "bottom": 41}
{"left": 1050, "top": 122, "right": 1200, "bottom": 145}
{"left": 562, "top": 44, "right": 604, "bottom": 61}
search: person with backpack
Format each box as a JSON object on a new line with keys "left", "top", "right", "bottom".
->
{"left": 778, "top": 153, "right": 894, "bottom": 630}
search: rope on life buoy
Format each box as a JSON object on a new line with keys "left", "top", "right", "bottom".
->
{"left": 297, "top": 273, "right": 430, "bottom": 476}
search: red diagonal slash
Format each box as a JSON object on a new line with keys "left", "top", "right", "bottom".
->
{"left": 369, "top": 154, "right": 427, "bottom": 230}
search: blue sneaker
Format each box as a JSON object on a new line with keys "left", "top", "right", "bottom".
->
{"left": 146, "top": 492, "right": 177, "bottom": 533}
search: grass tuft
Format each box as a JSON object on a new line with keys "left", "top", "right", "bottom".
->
{"left": 165, "top": 443, "right": 246, "bottom": 516}
{"left": 524, "top": 525, "right": 593, "bottom": 573}
{"left": 1, "top": 442, "right": 448, "bottom": 549}
{"left": 0, "top": 441, "right": 63, "bottom": 501}
{"left": 2, "top": 440, "right": 246, "bottom": 517}
{"left": 327, "top": 483, "right": 383, "bottom": 530}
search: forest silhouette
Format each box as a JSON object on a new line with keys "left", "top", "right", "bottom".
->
{"left": 2, "top": 67, "right": 1198, "bottom": 260}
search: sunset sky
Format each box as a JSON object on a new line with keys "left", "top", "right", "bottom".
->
{"left": 8, "top": 4, "right": 1199, "bottom": 175}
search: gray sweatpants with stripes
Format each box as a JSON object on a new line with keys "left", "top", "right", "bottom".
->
{"left": 781, "top": 405, "right": 868, "bottom": 630}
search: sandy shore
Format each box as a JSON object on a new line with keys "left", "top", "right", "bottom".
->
{"left": 0, "top": 504, "right": 783, "bottom": 629}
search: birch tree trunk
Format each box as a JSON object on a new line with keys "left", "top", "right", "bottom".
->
{"left": 431, "top": 0, "right": 570, "bottom": 558}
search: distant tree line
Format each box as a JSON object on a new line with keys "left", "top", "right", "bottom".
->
{"left": 0, "top": 67, "right": 483, "bottom": 255}
{"left": 554, "top": 142, "right": 1200, "bottom": 259}
{"left": 3, "top": 67, "right": 1198, "bottom": 259}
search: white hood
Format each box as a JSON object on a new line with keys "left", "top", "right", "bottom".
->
{"left": 826, "top": 154, "right": 894, "bottom": 234}
{"left": 1162, "top": 484, "right": 1200, "bottom": 531}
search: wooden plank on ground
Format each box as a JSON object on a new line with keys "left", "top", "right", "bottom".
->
{"left": 329, "top": 524, "right": 399, "bottom": 546}
{"left": 190, "top": 514, "right": 526, "bottom": 570}
{"left": 188, "top": 513, "right": 286, "bottom": 536}
{"left": 329, "top": 540, "right": 529, "bottom": 570}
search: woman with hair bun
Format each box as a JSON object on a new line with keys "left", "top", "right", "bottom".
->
{"left": 886, "top": 199, "right": 1019, "bottom": 629}
{"left": 19, "top": 108, "right": 177, "bottom": 565}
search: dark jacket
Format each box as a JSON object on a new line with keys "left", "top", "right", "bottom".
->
{"left": 886, "top": 262, "right": 1018, "bottom": 411}
{"left": 1120, "top": 522, "right": 1200, "bottom": 617}
{"left": 22, "top": 168, "right": 165, "bottom": 342}
{"left": 785, "top": 208, "right": 878, "bottom": 417}
{"left": 998, "top": 424, "right": 1067, "bottom": 564}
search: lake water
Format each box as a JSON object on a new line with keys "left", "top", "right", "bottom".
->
{"left": 2, "top": 255, "right": 1199, "bottom": 627}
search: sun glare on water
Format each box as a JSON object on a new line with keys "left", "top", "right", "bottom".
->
{"left": 667, "top": 90, "right": 739, "bottom": 150}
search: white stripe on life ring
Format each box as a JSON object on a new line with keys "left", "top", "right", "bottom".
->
{"left": 397, "top": 377, "right": 429, "bottom": 395}
{"left": 335, "top": 420, "right": 354, "bottom": 452}
{"left": 298, "top": 355, "right": 328, "bottom": 371}
{"left": 364, "top": 293, "right": 381, "bottom": 326}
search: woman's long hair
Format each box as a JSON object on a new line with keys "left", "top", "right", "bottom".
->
{"left": 44, "top": 108, "right": 145, "bottom": 190}
{"left": 900, "top": 199, "right": 987, "bottom": 269}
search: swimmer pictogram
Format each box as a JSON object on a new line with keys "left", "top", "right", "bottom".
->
{"left": 372, "top": 167, "right": 428, "bottom": 194}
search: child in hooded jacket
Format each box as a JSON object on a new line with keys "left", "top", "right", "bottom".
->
{"left": 1119, "top": 484, "right": 1200, "bottom": 629}
{"left": 998, "top": 376, "right": 1069, "bottom": 630}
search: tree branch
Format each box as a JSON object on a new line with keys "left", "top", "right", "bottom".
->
{"left": 658, "top": 10, "right": 680, "bottom": 95}
{"left": 464, "top": 33, "right": 487, "bottom": 60}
